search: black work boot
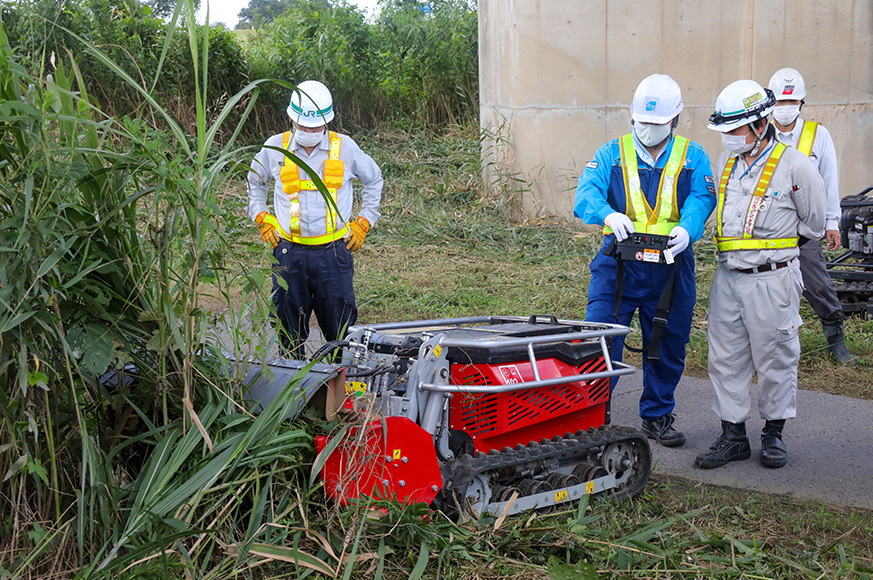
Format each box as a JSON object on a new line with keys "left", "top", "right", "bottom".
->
{"left": 760, "top": 419, "right": 788, "bottom": 468}
{"left": 695, "top": 421, "right": 751, "bottom": 469}
{"left": 823, "top": 322, "right": 859, "bottom": 365}
{"left": 641, "top": 413, "right": 686, "bottom": 447}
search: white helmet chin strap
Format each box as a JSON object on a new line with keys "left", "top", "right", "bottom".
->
{"left": 748, "top": 117, "right": 766, "bottom": 157}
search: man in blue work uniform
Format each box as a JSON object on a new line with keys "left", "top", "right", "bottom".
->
{"left": 575, "top": 74, "right": 716, "bottom": 447}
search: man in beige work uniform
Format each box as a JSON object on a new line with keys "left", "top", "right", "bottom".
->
{"left": 697, "top": 80, "right": 825, "bottom": 470}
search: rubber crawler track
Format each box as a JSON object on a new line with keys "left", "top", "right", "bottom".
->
{"left": 433, "top": 425, "right": 652, "bottom": 517}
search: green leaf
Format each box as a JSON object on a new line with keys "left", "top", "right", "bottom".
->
{"left": 0, "top": 310, "right": 37, "bottom": 333}
{"left": 4, "top": 455, "right": 27, "bottom": 481}
{"left": 247, "top": 543, "right": 335, "bottom": 576}
{"left": 309, "top": 424, "right": 349, "bottom": 487}
{"left": 36, "top": 239, "right": 75, "bottom": 278}
{"left": 67, "top": 323, "right": 122, "bottom": 377}
{"left": 408, "top": 541, "right": 429, "bottom": 580}
{"left": 546, "top": 556, "right": 598, "bottom": 580}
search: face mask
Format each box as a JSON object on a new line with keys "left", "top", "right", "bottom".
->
{"left": 634, "top": 122, "right": 672, "bottom": 147}
{"left": 773, "top": 104, "right": 801, "bottom": 126}
{"left": 721, "top": 131, "right": 754, "bottom": 154}
{"left": 293, "top": 129, "right": 325, "bottom": 148}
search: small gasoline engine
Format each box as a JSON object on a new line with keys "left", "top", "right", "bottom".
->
{"left": 244, "top": 315, "right": 652, "bottom": 520}
{"left": 828, "top": 187, "right": 873, "bottom": 317}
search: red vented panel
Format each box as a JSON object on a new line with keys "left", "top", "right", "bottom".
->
{"left": 449, "top": 356, "right": 610, "bottom": 453}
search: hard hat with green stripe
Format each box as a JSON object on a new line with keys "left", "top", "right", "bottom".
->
{"left": 708, "top": 79, "right": 776, "bottom": 133}
{"left": 287, "top": 80, "right": 334, "bottom": 127}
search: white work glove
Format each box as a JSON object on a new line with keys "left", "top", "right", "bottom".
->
{"left": 604, "top": 212, "right": 635, "bottom": 242}
{"left": 667, "top": 226, "right": 690, "bottom": 256}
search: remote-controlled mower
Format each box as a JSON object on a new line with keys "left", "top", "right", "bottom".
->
{"left": 243, "top": 315, "right": 652, "bottom": 520}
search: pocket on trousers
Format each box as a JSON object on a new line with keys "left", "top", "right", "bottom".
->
{"left": 774, "top": 314, "right": 801, "bottom": 343}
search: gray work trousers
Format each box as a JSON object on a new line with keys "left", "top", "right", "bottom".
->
{"left": 798, "top": 237, "right": 843, "bottom": 326}
{"left": 707, "top": 261, "right": 803, "bottom": 424}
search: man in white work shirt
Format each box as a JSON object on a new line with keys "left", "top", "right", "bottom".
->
{"left": 699, "top": 80, "right": 825, "bottom": 470}
{"left": 248, "top": 80, "right": 383, "bottom": 358}
{"left": 768, "top": 67, "right": 858, "bottom": 365}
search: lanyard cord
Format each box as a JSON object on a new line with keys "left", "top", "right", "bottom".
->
{"left": 737, "top": 140, "right": 775, "bottom": 181}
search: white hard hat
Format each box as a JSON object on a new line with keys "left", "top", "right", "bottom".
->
{"left": 630, "top": 74, "right": 684, "bottom": 124}
{"left": 287, "top": 80, "right": 334, "bottom": 127}
{"left": 708, "top": 79, "right": 776, "bottom": 133}
{"left": 768, "top": 67, "right": 807, "bottom": 101}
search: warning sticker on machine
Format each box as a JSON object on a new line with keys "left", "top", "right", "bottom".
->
{"left": 345, "top": 381, "right": 367, "bottom": 395}
{"left": 554, "top": 489, "right": 568, "bottom": 502}
{"left": 642, "top": 248, "right": 661, "bottom": 263}
{"left": 498, "top": 365, "right": 524, "bottom": 384}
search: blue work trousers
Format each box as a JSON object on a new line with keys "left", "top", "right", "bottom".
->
{"left": 271, "top": 240, "right": 357, "bottom": 358}
{"left": 585, "top": 247, "right": 696, "bottom": 421}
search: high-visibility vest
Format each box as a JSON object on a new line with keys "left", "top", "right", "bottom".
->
{"left": 715, "top": 142, "right": 798, "bottom": 252}
{"left": 796, "top": 121, "right": 818, "bottom": 157}
{"left": 277, "top": 131, "right": 348, "bottom": 245}
{"left": 604, "top": 134, "right": 689, "bottom": 236}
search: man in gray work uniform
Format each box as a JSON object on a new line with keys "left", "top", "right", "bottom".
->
{"left": 768, "top": 67, "right": 858, "bottom": 365}
{"left": 248, "top": 80, "right": 383, "bottom": 358}
{"left": 698, "top": 79, "right": 825, "bottom": 470}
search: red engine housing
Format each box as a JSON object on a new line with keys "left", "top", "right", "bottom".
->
{"left": 448, "top": 355, "right": 610, "bottom": 453}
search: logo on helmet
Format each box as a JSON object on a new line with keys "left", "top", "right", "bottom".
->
{"left": 742, "top": 92, "right": 763, "bottom": 109}
{"left": 782, "top": 84, "right": 795, "bottom": 95}
{"left": 645, "top": 99, "right": 658, "bottom": 112}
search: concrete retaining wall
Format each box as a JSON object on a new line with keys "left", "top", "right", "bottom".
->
{"left": 479, "top": 0, "right": 873, "bottom": 220}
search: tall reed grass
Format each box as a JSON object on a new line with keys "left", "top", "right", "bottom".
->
{"left": 0, "top": 3, "right": 339, "bottom": 576}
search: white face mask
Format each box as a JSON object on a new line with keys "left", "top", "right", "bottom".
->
{"left": 634, "top": 122, "right": 672, "bottom": 147}
{"left": 773, "top": 104, "right": 801, "bottom": 126}
{"left": 721, "top": 131, "right": 754, "bottom": 154}
{"left": 293, "top": 128, "right": 325, "bottom": 148}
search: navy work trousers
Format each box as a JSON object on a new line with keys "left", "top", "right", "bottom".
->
{"left": 271, "top": 240, "right": 357, "bottom": 358}
{"left": 585, "top": 244, "right": 696, "bottom": 421}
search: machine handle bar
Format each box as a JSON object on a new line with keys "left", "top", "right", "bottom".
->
{"left": 349, "top": 315, "right": 629, "bottom": 337}
{"left": 417, "top": 361, "right": 636, "bottom": 393}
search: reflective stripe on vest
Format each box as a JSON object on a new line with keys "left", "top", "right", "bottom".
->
{"left": 796, "top": 121, "right": 818, "bottom": 157}
{"left": 278, "top": 131, "right": 347, "bottom": 244}
{"left": 715, "top": 142, "right": 798, "bottom": 251}
{"left": 604, "top": 134, "right": 689, "bottom": 236}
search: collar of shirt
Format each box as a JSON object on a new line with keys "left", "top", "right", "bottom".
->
{"left": 776, "top": 117, "right": 805, "bottom": 147}
{"left": 631, "top": 131, "right": 673, "bottom": 167}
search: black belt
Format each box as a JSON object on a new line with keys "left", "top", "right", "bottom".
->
{"left": 736, "top": 260, "right": 793, "bottom": 274}
{"left": 282, "top": 239, "right": 346, "bottom": 250}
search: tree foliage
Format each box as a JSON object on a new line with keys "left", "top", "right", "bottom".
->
{"left": 236, "top": 0, "right": 327, "bottom": 29}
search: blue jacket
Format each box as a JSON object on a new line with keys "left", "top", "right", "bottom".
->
{"left": 574, "top": 133, "right": 716, "bottom": 243}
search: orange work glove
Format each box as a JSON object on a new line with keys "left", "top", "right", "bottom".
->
{"left": 255, "top": 211, "right": 280, "bottom": 249}
{"left": 346, "top": 216, "right": 371, "bottom": 252}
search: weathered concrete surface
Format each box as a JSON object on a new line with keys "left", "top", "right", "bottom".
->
{"left": 479, "top": 0, "right": 873, "bottom": 219}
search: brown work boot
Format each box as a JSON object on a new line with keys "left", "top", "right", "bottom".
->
{"left": 641, "top": 413, "right": 686, "bottom": 447}
{"left": 695, "top": 421, "right": 751, "bottom": 469}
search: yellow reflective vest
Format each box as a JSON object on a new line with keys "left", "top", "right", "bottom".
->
{"left": 714, "top": 142, "right": 798, "bottom": 252}
{"left": 604, "top": 134, "right": 689, "bottom": 236}
{"left": 796, "top": 121, "right": 818, "bottom": 157}
{"left": 276, "top": 131, "right": 348, "bottom": 245}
